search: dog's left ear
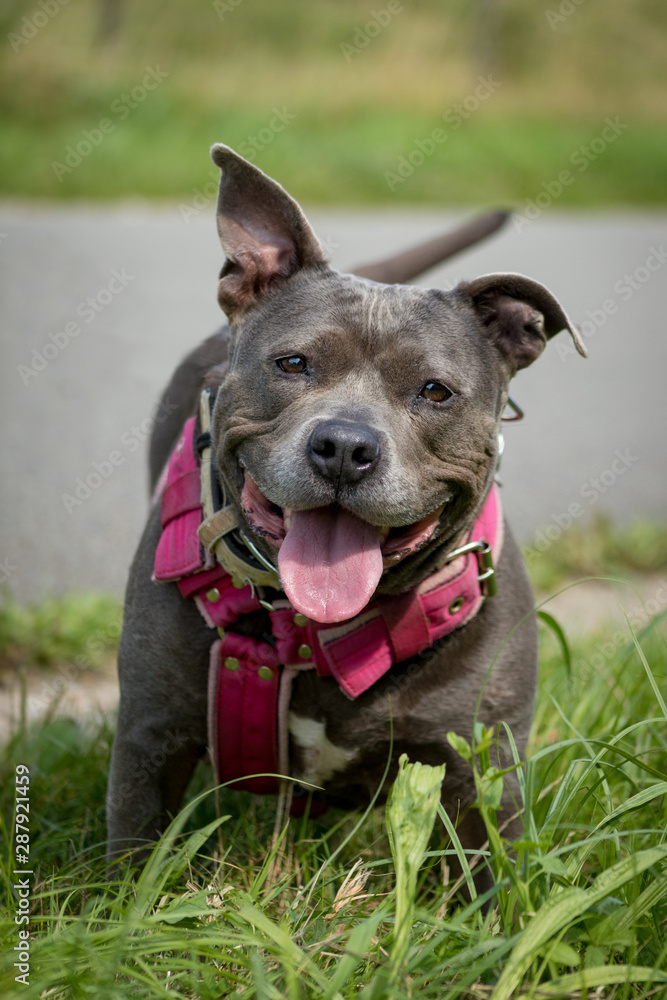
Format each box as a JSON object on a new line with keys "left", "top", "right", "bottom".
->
{"left": 459, "top": 272, "right": 587, "bottom": 370}
{"left": 210, "top": 144, "right": 327, "bottom": 317}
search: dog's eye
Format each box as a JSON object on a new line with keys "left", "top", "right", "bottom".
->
{"left": 420, "top": 381, "right": 452, "bottom": 403}
{"left": 276, "top": 355, "right": 308, "bottom": 374}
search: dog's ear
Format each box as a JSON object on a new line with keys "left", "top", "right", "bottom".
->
{"left": 210, "top": 144, "right": 327, "bottom": 317}
{"left": 459, "top": 272, "right": 587, "bottom": 370}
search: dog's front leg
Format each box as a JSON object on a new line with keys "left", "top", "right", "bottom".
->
{"left": 106, "top": 700, "right": 205, "bottom": 860}
{"left": 107, "top": 508, "right": 212, "bottom": 861}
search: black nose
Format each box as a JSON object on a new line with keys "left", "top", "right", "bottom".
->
{"left": 308, "top": 420, "right": 380, "bottom": 485}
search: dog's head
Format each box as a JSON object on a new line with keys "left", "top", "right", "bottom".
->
{"left": 208, "top": 144, "right": 585, "bottom": 624}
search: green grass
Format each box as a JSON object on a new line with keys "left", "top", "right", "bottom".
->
{"left": 1, "top": 0, "right": 666, "bottom": 204}
{"left": 524, "top": 514, "right": 667, "bottom": 594}
{"left": 0, "top": 592, "right": 122, "bottom": 675}
{"left": 0, "top": 572, "right": 666, "bottom": 996}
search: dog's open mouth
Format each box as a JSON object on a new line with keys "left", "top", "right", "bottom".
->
{"left": 241, "top": 473, "right": 443, "bottom": 623}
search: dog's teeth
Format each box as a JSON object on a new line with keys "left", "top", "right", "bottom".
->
{"left": 378, "top": 527, "right": 390, "bottom": 545}
{"left": 284, "top": 510, "right": 292, "bottom": 531}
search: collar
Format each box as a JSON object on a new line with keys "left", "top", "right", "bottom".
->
{"left": 197, "top": 389, "right": 282, "bottom": 593}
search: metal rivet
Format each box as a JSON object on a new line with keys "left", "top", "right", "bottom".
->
{"left": 293, "top": 613, "right": 308, "bottom": 627}
{"left": 231, "top": 577, "right": 245, "bottom": 589}
{"left": 448, "top": 596, "right": 465, "bottom": 615}
{"left": 217, "top": 627, "right": 226, "bottom": 639}
{"left": 298, "top": 643, "right": 313, "bottom": 660}
{"left": 257, "top": 665, "right": 273, "bottom": 681}
{"left": 206, "top": 587, "right": 221, "bottom": 603}
{"left": 224, "top": 656, "right": 240, "bottom": 671}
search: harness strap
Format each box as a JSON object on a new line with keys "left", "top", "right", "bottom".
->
{"left": 154, "top": 420, "right": 205, "bottom": 581}
{"left": 161, "top": 469, "right": 202, "bottom": 525}
{"left": 380, "top": 589, "right": 431, "bottom": 663}
{"left": 155, "top": 407, "right": 503, "bottom": 794}
{"left": 309, "top": 485, "right": 502, "bottom": 698}
{"left": 208, "top": 636, "right": 280, "bottom": 794}
{"left": 198, "top": 506, "right": 243, "bottom": 550}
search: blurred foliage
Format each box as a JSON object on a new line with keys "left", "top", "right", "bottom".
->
{"left": 0, "top": 0, "right": 666, "bottom": 202}
{"left": 524, "top": 513, "right": 667, "bottom": 592}
{"left": 0, "top": 591, "right": 122, "bottom": 674}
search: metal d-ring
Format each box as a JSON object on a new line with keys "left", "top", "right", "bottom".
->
{"left": 442, "top": 539, "right": 497, "bottom": 598}
{"left": 501, "top": 396, "right": 524, "bottom": 422}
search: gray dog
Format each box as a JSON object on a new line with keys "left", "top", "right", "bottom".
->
{"left": 107, "top": 146, "right": 585, "bottom": 878}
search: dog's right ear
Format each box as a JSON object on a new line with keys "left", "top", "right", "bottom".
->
{"left": 458, "top": 272, "right": 587, "bottom": 371}
{"left": 210, "top": 144, "right": 327, "bottom": 318}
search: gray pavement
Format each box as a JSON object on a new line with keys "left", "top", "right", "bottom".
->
{"left": 1, "top": 202, "right": 666, "bottom": 602}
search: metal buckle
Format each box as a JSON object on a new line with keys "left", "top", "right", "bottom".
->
{"left": 442, "top": 539, "right": 497, "bottom": 598}
{"left": 476, "top": 542, "right": 497, "bottom": 597}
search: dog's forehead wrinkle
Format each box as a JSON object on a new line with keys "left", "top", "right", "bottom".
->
{"left": 233, "top": 273, "right": 484, "bottom": 388}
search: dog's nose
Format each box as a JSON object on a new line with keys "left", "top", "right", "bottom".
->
{"left": 308, "top": 420, "right": 380, "bottom": 485}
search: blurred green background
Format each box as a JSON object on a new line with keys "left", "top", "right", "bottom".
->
{"left": 1, "top": 0, "right": 666, "bottom": 204}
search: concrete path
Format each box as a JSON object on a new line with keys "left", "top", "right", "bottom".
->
{"left": 1, "top": 203, "right": 665, "bottom": 602}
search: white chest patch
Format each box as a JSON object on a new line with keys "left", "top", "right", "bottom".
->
{"left": 288, "top": 712, "right": 358, "bottom": 787}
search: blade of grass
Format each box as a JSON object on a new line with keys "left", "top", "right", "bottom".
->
{"left": 491, "top": 846, "right": 667, "bottom": 1000}
{"left": 436, "top": 802, "right": 479, "bottom": 903}
{"left": 595, "top": 869, "right": 667, "bottom": 935}
{"left": 321, "top": 910, "right": 385, "bottom": 1000}
{"left": 530, "top": 964, "right": 667, "bottom": 996}
{"left": 626, "top": 613, "right": 667, "bottom": 718}
{"left": 537, "top": 610, "right": 573, "bottom": 677}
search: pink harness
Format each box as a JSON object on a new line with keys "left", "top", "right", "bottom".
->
{"left": 154, "top": 416, "right": 502, "bottom": 796}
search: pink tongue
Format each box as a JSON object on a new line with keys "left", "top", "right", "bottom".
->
{"left": 278, "top": 507, "right": 383, "bottom": 624}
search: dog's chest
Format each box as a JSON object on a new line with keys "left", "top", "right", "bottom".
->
{"left": 287, "top": 712, "right": 359, "bottom": 786}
